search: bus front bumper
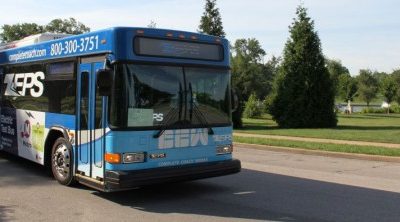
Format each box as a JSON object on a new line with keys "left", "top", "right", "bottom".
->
{"left": 104, "top": 159, "right": 241, "bottom": 191}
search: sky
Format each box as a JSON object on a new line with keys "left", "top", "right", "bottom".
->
{"left": 1, "top": 0, "right": 399, "bottom": 75}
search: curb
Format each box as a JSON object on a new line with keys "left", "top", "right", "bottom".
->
{"left": 234, "top": 142, "right": 400, "bottom": 163}
{"left": 233, "top": 133, "right": 400, "bottom": 149}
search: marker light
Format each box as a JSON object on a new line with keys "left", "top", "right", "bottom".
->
{"left": 166, "top": 33, "right": 173, "bottom": 37}
{"left": 123, "top": 152, "right": 146, "bottom": 163}
{"left": 216, "top": 145, "right": 233, "bottom": 155}
{"left": 137, "top": 30, "right": 145, "bottom": 34}
{"left": 178, "top": 34, "right": 185, "bottom": 39}
{"left": 105, "top": 153, "right": 121, "bottom": 164}
{"left": 190, "top": 35, "right": 198, "bottom": 40}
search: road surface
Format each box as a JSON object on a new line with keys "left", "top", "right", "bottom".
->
{"left": 1, "top": 145, "right": 400, "bottom": 222}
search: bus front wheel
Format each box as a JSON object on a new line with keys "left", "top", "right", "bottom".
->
{"left": 51, "top": 137, "right": 75, "bottom": 186}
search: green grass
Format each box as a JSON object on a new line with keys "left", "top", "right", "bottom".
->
{"left": 235, "top": 113, "right": 400, "bottom": 144}
{"left": 234, "top": 136, "right": 400, "bottom": 157}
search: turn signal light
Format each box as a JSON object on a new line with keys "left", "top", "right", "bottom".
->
{"left": 105, "top": 153, "right": 121, "bottom": 164}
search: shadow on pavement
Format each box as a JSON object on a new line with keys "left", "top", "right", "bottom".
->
{"left": 2, "top": 151, "right": 400, "bottom": 221}
{"left": 0, "top": 205, "right": 15, "bottom": 221}
{"left": 95, "top": 169, "right": 400, "bottom": 222}
{"left": 0, "top": 151, "right": 53, "bottom": 188}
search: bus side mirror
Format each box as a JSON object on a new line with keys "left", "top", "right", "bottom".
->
{"left": 231, "top": 89, "right": 239, "bottom": 113}
{"left": 97, "top": 69, "right": 113, "bottom": 96}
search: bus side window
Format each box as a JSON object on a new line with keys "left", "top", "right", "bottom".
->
{"left": 80, "top": 72, "right": 89, "bottom": 130}
{"left": 95, "top": 88, "right": 102, "bottom": 129}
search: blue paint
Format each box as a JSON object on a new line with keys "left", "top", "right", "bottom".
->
{"left": 105, "top": 126, "right": 233, "bottom": 171}
{"left": 0, "top": 27, "right": 229, "bottom": 67}
{"left": 45, "top": 113, "right": 75, "bottom": 129}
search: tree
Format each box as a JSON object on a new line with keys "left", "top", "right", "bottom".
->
{"left": 270, "top": 6, "right": 337, "bottom": 128}
{"left": 338, "top": 74, "right": 358, "bottom": 102}
{"left": 147, "top": 20, "right": 157, "bottom": 28}
{"left": 391, "top": 69, "right": 400, "bottom": 104}
{"left": 243, "top": 93, "right": 262, "bottom": 118}
{"left": 380, "top": 74, "right": 397, "bottom": 113}
{"left": 230, "top": 38, "right": 271, "bottom": 128}
{"left": 1, "top": 18, "right": 90, "bottom": 43}
{"left": 326, "top": 59, "right": 350, "bottom": 96}
{"left": 198, "top": 0, "right": 225, "bottom": 37}
{"left": 0, "top": 23, "right": 43, "bottom": 42}
{"left": 45, "top": 18, "right": 90, "bottom": 34}
{"left": 357, "top": 69, "right": 378, "bottom": 107}
{"left": 338, "top": 74, "right": 358, "bottom": 113}
{"left": 231, "top": 38, "right": 270, "bottom": 100}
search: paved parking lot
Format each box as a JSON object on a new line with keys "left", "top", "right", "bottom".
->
{"left": 1, "top": 146, "right": 400, "bottom": 222}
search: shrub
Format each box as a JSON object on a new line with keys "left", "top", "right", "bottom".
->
{"left": 243, "top": 93, "right": 262, "bottom": 118}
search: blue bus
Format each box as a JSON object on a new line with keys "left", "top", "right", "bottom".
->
{"left": 0, "top": 27, "right": 241, "bottom": 191}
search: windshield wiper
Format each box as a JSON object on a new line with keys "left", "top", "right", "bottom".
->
{"left": 153, "top": 83, "right": 190, "bottom": 138}
{"left": 188, "top": 83, "right": 214, "bottom": 135}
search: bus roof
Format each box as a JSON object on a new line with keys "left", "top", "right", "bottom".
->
{"left": 0, "top": 27, "right": 229, "bottom": 67}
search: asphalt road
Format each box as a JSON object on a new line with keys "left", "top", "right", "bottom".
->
{"left": 1, "top": 146, "right": 400, "bottom": 222}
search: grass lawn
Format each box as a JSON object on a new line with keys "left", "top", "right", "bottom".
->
{"left": 234, "top": 136, "right": 400, "bottom": 157}
{"left": 235, "top": 113, "right": 400, "bottom": 144}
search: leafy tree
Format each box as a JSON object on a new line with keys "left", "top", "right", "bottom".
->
{"left": 198, "top": 0, "right": 225, "bottom": 37}
{"left": 357, "top": 69, "right": 378, "bottom": 106}
{"left": 380, "top": 74, "right": 397, "bottom": 113}
{"left": 230, "top": 38, "right": 272, "bottom": 128}
{"left": 338, "top": 74, "right": 358, "bottom": 102}
{"left": 270, "top": 6, "right": 337, "bottom": 128}
{"left": 147, "top": 20, "right": 157, "bottom": 28}
{"left": 373, "top": 71, "right": 388, "bottom": 84}
{"left": 243, "top": 93, "right": 262, "bottom": 118}
{"left": 1, "top": 18, "right": 90, "bottom": 43}
{"left": 231, "top": 38, "right": 271, "bottom": 100}
{"left": 45, "top": 18, "right": 90, "bottom": 34}
{"left": 0, "top": 23, "right": 43, "bottom": 42}
{"left": 391, "top": 69, "right": 400, "bottom": 104}
{"left": 326, "top": 59, "right": 350, "bottom": 96}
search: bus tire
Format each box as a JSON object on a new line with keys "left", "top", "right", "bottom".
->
{"left": 51, "top": 137, "right": 75, "bottom": 186}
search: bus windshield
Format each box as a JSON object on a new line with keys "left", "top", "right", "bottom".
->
{"left": 109, "top": 64, "right": 231, "bottom": 129}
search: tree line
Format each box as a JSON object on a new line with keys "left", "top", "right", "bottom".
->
{"left": 198, "top": 0, "right": 400, "bottom": 128}
{"left": 0, "top": 18, "right": 90, "bottom": 42}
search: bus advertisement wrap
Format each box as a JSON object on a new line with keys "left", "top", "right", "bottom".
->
{"left": 0, "top": 108, "right": 18, "bottom": 155}
{"left": 0, "top": 108, "right": 46, "bottom": 164}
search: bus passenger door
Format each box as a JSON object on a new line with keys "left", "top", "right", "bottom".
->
{"left": 77, "top": 61, "right": 105, "bottom": 181}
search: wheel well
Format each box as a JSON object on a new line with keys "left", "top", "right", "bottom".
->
{"left": 44, "top": 130, "right": 65, "bottom": 168}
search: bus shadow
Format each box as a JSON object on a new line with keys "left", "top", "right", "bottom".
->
{"left": 3, "top": 151, "right": 400, "bottom": 221}
{"left": 0, "top": 151, "right": 91, "bottom": 191}
{"left": 0, "top": 205, "right": 15, "bottom": 222}
{"left": 0, "top": 151, "right": 54, "bottom": 188}
{"left": 94, "top": 169, "right": 400, "bottom": 222}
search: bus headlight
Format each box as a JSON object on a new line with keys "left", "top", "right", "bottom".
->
{"left": 216, "top": 145, "right": 233, "bottom": 155}
{"left": 123, "top": 152, "right": 146, "bottom": 163}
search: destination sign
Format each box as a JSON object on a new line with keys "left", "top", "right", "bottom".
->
{"left": 134, "top": 37, "right": 223, "bottom": 61}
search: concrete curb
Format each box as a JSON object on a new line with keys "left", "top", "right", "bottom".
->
{"left": 233, "top": 132, "right": 400, "bottom": 149}
{"left": 234, "top": 142, "right": 400, "bottom": 163}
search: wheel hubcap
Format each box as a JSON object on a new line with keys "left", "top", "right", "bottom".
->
{"left": 52, "top": 144, "right": 70, "bottom": 180}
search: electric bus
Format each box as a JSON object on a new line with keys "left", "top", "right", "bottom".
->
{"left": 0, "top": 27, "right": 241, "bottom": 191}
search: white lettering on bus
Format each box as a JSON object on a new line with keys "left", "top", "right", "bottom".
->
{"left": 158, "top": 129, "right": 209, "bottom": 149}
{"left": 3, "top": 72, "right": 45, "bottom": 97}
